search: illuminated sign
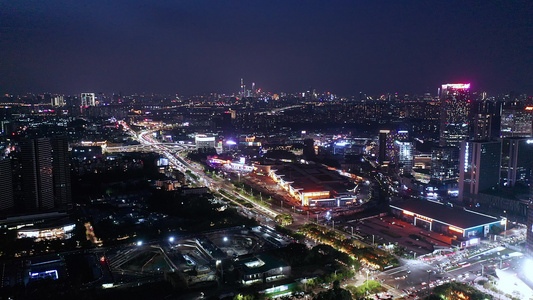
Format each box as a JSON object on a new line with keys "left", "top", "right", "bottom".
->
{"left": 302, "top": 191, "right": 330, "bottom": 198}
{"left": 464, "top": 142, "right": 470, "bottom": 172}
{"left": 30, "top": 270, "right": 58, "bottom": 280}
{"left": 417, "top": 215, "right": 433, "bottom": 222}
{"left": 401, "top": 210, "right": 432, "bottom": 222}
{"left": 527, "top": 140, "right": 533, "bottom": 144}
{"left": 442, "top": 83, "right": 471, "bottom": 89}
{"left": 469, "top": 238, "right": 479, "bottom": 245}
{"left": 526, "top": 106, "right": 533, "bottom": 111}
{"left": 449, "top": 226, "right": 464, "bottom": 233}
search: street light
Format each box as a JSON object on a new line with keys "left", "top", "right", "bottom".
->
{"left": 168, "top": 236, "right": 175, "bottom": 243}
{"left": 216, "top": 260, "right": 223, "bottom": 283}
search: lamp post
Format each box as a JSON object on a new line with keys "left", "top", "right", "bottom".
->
{"left": 216, "top": 260, "right": 223, "bottom": 283}
{"left": 366, "top": 270, "right": 369, "bottom": 289}
{"left": 427, "top": 269, "right": 431, "bottom": 290}
{"left": 503, "top": 211, "right": 507, "bottom": 238}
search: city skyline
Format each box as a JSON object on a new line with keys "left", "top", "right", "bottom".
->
{"left": 0, "top": 2, "right": 532, "bottom": 299}
{"left": 1, "top": 1, "right": 532, "bottom": 95}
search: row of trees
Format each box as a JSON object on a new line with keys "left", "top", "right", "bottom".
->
{"left": 299, "top": 223, "right": 398, "bottom": 269}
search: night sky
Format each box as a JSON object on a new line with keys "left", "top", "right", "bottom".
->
{"left": 1, "top": 0, "right": 532, "bottom": 96}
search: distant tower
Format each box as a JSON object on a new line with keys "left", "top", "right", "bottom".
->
{"left": 52, "top": 136, "right": 72, "bottom": 210}
{"left": 81, "top": 93, "right": 96, "bottom": 107}
{"left": 439, "top": 83, "right": 472, "bottom": 147}
{"left": 240, "top": 79, "right": 244, "bottom": 98}
{"left": 378, "top": 130, "right": 391, "bottom": 165}
{"left": 0, "top": 158, "right": 14, "bottom": 212}
{"left": 51, "top": 95, "right": 65, "bottom": 106}
{"left": 21, "top": 138, "right": 54, "bottom": 211}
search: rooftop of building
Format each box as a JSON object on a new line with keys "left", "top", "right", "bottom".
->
{"left": 238, "top": 253, "right": 288, "bottom": 275}
{"left": 390, "top": 199, "right": 500, "bottom": 229}
{"left": 273, "top": 163, "right": 355, "bottom": 194}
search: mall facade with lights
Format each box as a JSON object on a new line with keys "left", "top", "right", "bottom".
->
{"left": 390, "top": 199, "right": 503, "bottom": 242}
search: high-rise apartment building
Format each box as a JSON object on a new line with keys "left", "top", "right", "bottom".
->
{"left": 501, "top": 137, "right": 533, "bottom": 187}
{"left": 0, "top": 158, "right": 14, "bottom": 211}
{"left": 431, "top": 147, "right": 460, "bottom": 182}
{"left": 439, "top": 83, "right": 472, "bottom": 147}
{"left": 52, "top": 136, "right": 72, "bottom": 209}
{"left": 396, "top": 141, "right": 413, "bottom": 174}
{"left": 472, "top": 100, "right": 499, "bottom": 140}
{"left": 378, "top": 130, "right": 390, "bottom": 165}
{"left": 459, "top": 140, "right": 501, "bottom": 200}
{"left": 81, "top": 93, "right": 96, "bottom": 107}
{"left": 51, "top": 95, "right": 65, "bottom": 106}
{"left": 21, "top": 138, "right": 54, "bottom": 211}
{"left": 378, "top": 130, "right": 408, "bottom": 165}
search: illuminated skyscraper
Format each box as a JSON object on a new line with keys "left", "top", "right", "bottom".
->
{"left": 396, "top": 141, "right": 413, "bottom": 174}
{"left": 378, "top": 129, "right": 408, "bottom": 165}
{"left": 439, "top": 83, "right": 472, "bottom": 147}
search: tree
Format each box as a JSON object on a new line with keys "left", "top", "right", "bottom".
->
{"left": 313, "top": 280, "right": 352, "bottom": 300}
{"left": 275, "top": 214, "right": 294, "bottom": 225}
